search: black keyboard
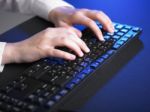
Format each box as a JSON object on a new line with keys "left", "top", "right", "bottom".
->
{"left": 0, "top": 22, "right": 142, "bottom": 112}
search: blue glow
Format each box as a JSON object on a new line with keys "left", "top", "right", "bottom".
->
{"left": 65, "top": 0, "right": 150, "bottom": 112}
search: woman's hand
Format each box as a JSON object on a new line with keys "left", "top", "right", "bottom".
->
{"left": 2, "top": 7, "right": 114, "bottom": 65}
{"left": 49, "top": 7, "right": 114, "bottom": 41}
{"left": 2, "top": 27, "right": 90, "bottom": 64}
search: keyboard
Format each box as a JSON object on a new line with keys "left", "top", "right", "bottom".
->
{"left": 0, "top": 22, "right": 142, "bottom": 112}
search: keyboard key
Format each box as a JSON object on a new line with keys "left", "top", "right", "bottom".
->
{"left": 125, "top": 31, "right": 135, "bottom": 38}
{"left": 120, "top": 36, "right": 129, "bottom": 42}
{"left": 72, "top": 77, "right": 81, "bottom": 84}
{"left": 124, "top": 25, "right": 131, "bottom": 30}
{"left": 121, "top": 29, "right": 128, "bottom": 33}
{"left": 26, "top": 104, "right": 37, "bottom": 112}
{"left": 59, "top": 89, "right": 68, "bottom": 96}
{"left": 27, "top": 94, "right": 36, "bottom": 102}
{"left": 113, "top": 43, "right": 121, "bottom": 49}
{"left": 102, "top": 54, "right": 109, "bottom": 59}
{"left": 42, "top": 91, "right": 52, "bottom": 98}
{"left": 66, "top": 83, "right": 75, "bottom": 90}
{"left": 106, "top": 32, "right": 114, "bottom": 36}
{"left": 52, "top": 95, "right": 61, "bottom": 101}
{"left": 104, "top": 35, "right": 111, "bottom": 40}
{"left": 113, "top": 35, "right": 120, "bottom": 40}
{"left": 115, "top": 24, "right": 124, "bottom": 29}
{"left": 113, "top": 22, "right": 117, "bottom": 27}
{"left": 46, "top": 100, "right": 55, "bottom": 108}
{"left": 91, "top": 62, "right": 99, "bottom": 68}
{"left": 128, "top": 30, "right": 138, "bottom": 37}
{"left": 80, "top": 62, "right": 88, "bottom": 67}
{"left": 75, "top": 66, "right": 84, "bottom": 72}
{"left": 114, "top": 29, "right": 119, "bottom": 33}
{"left": 132, "top": 27, "right": 140, "bottom": 32}
{"left": 77, "top": 73, "right": 86, "bottom": 79}
{"left": 96, "top": 58, "right": 104, "bottom": 64}
{"left": 116, "top": 40, "right": 124, "bottom": 45}
{"left": 117, "top": 32, "right": 124, "bottom": 36}
{"left": 82, "top": 67, "right": 93, "bottom": 74}
{"left": 54, "top": 75, "right": 72, "bottom": 87}
{"left": 107, "top": 50, "right": 115, "bottom": 55}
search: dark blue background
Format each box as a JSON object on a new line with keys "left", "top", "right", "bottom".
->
{"left": 65, "top": 0, "right": 150, "bottom": 112}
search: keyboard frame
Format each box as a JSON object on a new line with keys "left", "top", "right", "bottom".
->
{"left": 47, "top": 25, "right": 142, "bottom": 112}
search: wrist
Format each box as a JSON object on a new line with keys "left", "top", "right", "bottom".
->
{"left": 2, "top": 43, "right": 20, "bottom": 64}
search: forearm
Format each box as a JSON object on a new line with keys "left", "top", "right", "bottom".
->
{"left": 0, "top": 0, "right": 74, "bottom": 20}
{"left": 0, "top": 42, "right": 6, "bottom": 72}
{"left": 1, "top": 43, "right": 18, "bottom": 65}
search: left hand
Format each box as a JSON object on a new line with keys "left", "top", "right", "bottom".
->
{"left": 48, "top": 6, "right": 114, "bottom": 41}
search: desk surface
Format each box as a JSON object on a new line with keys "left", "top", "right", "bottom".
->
{"left": 0, "top": 0, "right": 150, "bottom": 112}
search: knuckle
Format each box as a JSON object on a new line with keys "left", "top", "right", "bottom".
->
{"left": 81, "top": 40, "right": 86, "bottom": 46}
{"left": 76, "top": 38, "right": 83, "bottom": 45}
{"left": 61, "top": 36, "right": 68, "bottom": 43}
{"left": 38, "top": 44, "right": 49, "bottom": 52}
{"left": 43, "top": 28, "right": 51, "bottom": 37}
{"left": 65, "top": 27, "right": 72, "bottom": 32}
{"left": 37, "top": 45, "right": 51, "bottom": 57}
{"left": 59, "top": 51, "right": 64, "bottom": 56}
{"left": 62, "top": 27, "right": 72, "bottom": 35}
{"left": 87, "top": 19, "right": 95, "bottom": 26}
{"left": 95, "top": 11, "right": 103, "bottom": 17}
{"left": 98, "top": 10, "right": 104, "bottom": 15}
{"left": 95, "top": 12, "right": 101, "bottom": 18}
{"left": 81, "top": 8, "right": 89, "bottom": 12}
{"left": 63, "top": 53, "right": 69, "bottom": 59}
{"left": 75, "top": 46, "right": 81, "bottom": 53}
{"left": 74, "top": 11, "right": 83, "bottom": 16}
{"left": 49, "top": 49, "right": 55, "bottom": 56}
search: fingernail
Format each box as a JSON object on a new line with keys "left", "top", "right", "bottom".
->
{"left": 85, "top": 47, "right": 90, "bottom": 53}
{"left": 100, "top": 37, "right": 105, "bottom": 41}
{"left": 79, "top": 52, "right": 84, "bottom": 57}
{"left": 110, "top": 26, "right": 115, "bottom": 33}
{"left": 78, "top": 32, "right": 82, "bottom": 38}
{"left": 70, "top": 55, "right": 76, "bottom": 60}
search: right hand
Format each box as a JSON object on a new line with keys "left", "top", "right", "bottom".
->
{"left": 2, "top": 27, "right": 90, "bottom": 64}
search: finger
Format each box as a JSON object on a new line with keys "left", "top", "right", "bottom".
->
{"left": 69, "top": 35, "right": 90, "bottom": 53}
{"left": 84, "top": 10, "right": 114, "bottom": 33}
{"left": 57, "top": 22, "right": 82, "bottom": 37}
{"left": 68, "top": 27, "right": 82, "bottom": 38}
{"left": 58, "top": 37, "right": 84, "bottom": 57}
{"left": 64, "top": 29, "right": 89, "bottom": 53}
{"left": 50, "top": 49, "right": 76, "bottom": 60}
{"left": 72, "top": 15, "right": 104, "bottom": 41}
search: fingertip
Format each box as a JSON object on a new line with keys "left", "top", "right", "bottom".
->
{"left": 98, "top": 35, "right": 105, "bottom": 41}
{"left": 104, "top": 24, "right": 114, "bottom": 34}
{"left": 70, "top": 27, "right": 82, "bottom": 38}
{"left": 70, "top": 54, "right": 76, "bottom": 60}
{"left": 102, "top": 38, "right": 105, "bottom": 42}
{"left": 85, "top": 47, "right": 90, "bottom": 53}
{"left": 110, "top": 26, "right": 115, "bottom": 33}
{"left": 79, "top": 52, "right": 84, "bottom": 57}
{"left": 109, "top": 23, "right": 115, "bottom": 32}
{"left": 78, "top": 31, "right": 82, "bottom": 38}
{"left": 95, "top": 30, "right": 105, "bottom": 41}
{"left": 109, "top": 29, "right": 114, "bottom": 34}
{"left": 76, "top": 31, "right": 82, "bottom": 38}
